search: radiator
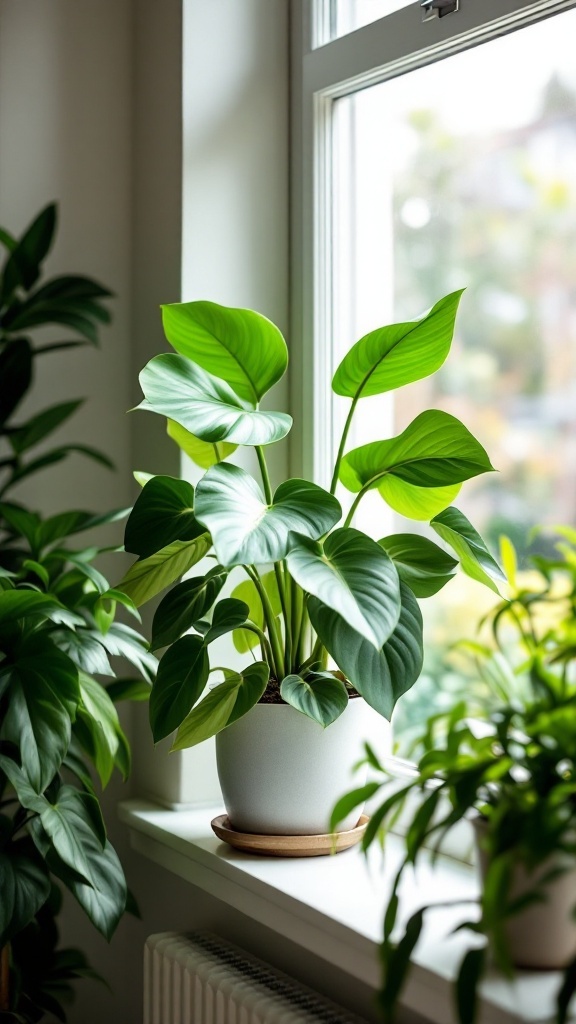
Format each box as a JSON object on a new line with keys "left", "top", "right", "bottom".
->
{"left": 144, "top": 931, "right": 369, "bottom": 1024}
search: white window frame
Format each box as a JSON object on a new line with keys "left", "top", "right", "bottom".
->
{"left": 289, "top": 0, "right": 576, "bottom": 487}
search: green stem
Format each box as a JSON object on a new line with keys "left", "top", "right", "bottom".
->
{"left": 256, "top": 445, "right": 273, "bottom": 504}
{"left": 329, "top": 395, "right": 360, "bottom": 495}
{"left": 241, "top": 624, "right": 275, "bottom": 667}
{"left": 291, "top": 577, "right": 304, "bottom": 672}
{"left": 343, "top": 488, "right": 367, "bottom": 529}
{"left": 245, "top": 565, "right": 285, "bottom": 679}
{"left": 275, "top": 561, "right": 291, "bottom": 672}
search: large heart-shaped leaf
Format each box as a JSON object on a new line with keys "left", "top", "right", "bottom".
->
{"left": 172, "top": 662, "right": 269, "bottom": 749}
{"left": 280, "top": 673, "right": 348, "bottom": 727}
{"left": 167, "top": 419, "right": 237, "bottom": 468}
{"left": 0, "top": 851, "right": 50, "bottom": 947}
{"left": 150, "top": 565, "right": 228, "bottom": 651}
{"left": 117, "top": 534, "right": 211, "bottom": 607}
{"left": 138, "top": 354, "right": 291, "bottom": 446}
{"left": 195, "top": 464, "right": 341, "bottom": 566}
{"left": 332, "top": 290, "right": 463, "bottom": 398}
{"left": 124, "top": 475, "right": 204, "bottom": 558}
{"left": 308, "top": 583, "right": 423, "bottom": 720}
{"left": 204, "top": 599, "right": 250, "bottom": 643}
{"left": 149, "top": 634, "right": 209, "bottom": 742}
{"left": 340, "top": 411, "right": 494, "bottom": 492}
{"left": 1, "top": 637, "right": 79, "bottom": 792}
{"left": 230, "top": 571, "right": 281, "bottom": 652}
{"left": 431, "top": 506, "right": 505, "bottom": 594}
{"left": 286, "top": 528, "right": 400, "bottom": 649}
{"left": 379, "top": 534, "right": 458, "bottom": 598}
{"left": 162, "top": 300, "right": 288, "bottom": 403}
{"left": 378, "top": 476, "right": 461, "bottom": 521}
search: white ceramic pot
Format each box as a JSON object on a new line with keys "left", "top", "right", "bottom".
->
{"left": 473, "top": 818, "right": 576, "bottom": 969}
{"left": 216, "top": 697, "right": 384, "bottom": 835}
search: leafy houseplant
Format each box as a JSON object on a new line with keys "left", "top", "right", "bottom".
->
{"left": 332, "top": 529, "right": 576, "bottom": 1024}
{"left": 119, "top": 291, "right": 502, "bottom": 832}
{"left": 0, "top": 204, "right": 154, "bottom": 1022}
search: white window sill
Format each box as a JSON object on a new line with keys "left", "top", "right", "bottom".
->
{"left": 119, "top": 800, "right": 572, "bottom": 1024}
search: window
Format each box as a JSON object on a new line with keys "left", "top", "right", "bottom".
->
{"left": 291, "top": 0, "right": 576, "bottom": 751}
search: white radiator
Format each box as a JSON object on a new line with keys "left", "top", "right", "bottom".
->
{"left": 144, "top": 931, "right": 369, "bottom": 1024}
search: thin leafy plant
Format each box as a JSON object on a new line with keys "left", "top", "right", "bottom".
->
{"left": 332, "top": 529, "right": 576, "bottom": 1024}
{"left": 0, "top": 205, "right": 154, "bottom": 1022}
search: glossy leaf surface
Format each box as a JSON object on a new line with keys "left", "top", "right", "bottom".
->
{"left": 167, "top": 418, "right": 236, "bottom": 468}
{"left": 149, "top": 634, "right": 209, "bottom": 742}
{"left": 124, "top": 475, "right": 203, "bottom": 558}
{"left": 286, "top": 528, "right": 400, "bottom": 649}
{"left": 195, "top": 463, "right": 341, "bottom": 566}
{"left": 379, "top": 533, "right": 458, "bottom": 598}
{"left": 378, "top": 476, "right": 461, "bottom": 521}
{"left": 280, "top": 673, "right": 348, "bottom": 727}
{"left": 117, "top": 534, "right": 211, "bottom": 607}
{"left": 139, "top": 354, "right": 291, "bottom": 446}
{"left": 150, "top": 566, "right": 227, "bottom": 651}
{"left": 173, "top": 662, "right": 269, "bottom": 749}
{"left": 332, "top": 290, "right": 463, "bottom": 398}
{"left": 340, "top": 411, "right": 494, "bottom": 492}
{"left": 431, "top": 506, "right": 506, "bottom": 594}
{"left": 308, "top": 583, "right": 423, "bottom": 719}
{"left": 162, "top": 300, "right": 288, "bottom": 403}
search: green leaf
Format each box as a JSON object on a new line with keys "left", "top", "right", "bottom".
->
{"left": 36, "top": 507, "right": 129, "bottom": 550}
{"left": 161, "top": 300, "right": 288, "bottom": 403}
{"left": 308, "top": 582, "right": 423, "bottom": 720}
{"left": 280, "top": 673, "right": 348, "bottom": 727}
{"left": 89, "top": 622, "right": 157, "bottom": 681}
{"left": 377, "top": 476, "right": 461, "bottom": 521}
{"left": 0, "top": 637, "right": 79, "bottom": 791}
{"left": 340, "top": 411, "right": 494, "bottom": 493}
{"left": 77, "top": 673, "right": 123, "bottom": 786}
{"left": 455, "top": 946, "right": 485, "bottom": 1024}
{"left": 0, "top": 338, "right": 32, "bottom": 425}
{"left": 286, "top": 528, "right": 400, "bottom": 649}
{"left": 332, "top": 290, "right": 463, "bottom": 398}
{"left": 35, "top": 787, "right": 106, "bottom": 882}
{"left": 124, "top": 475, "right": 204, "bottom": 558}
{"left": 150, "top": 566, "right": 227, "bottom": 650}
{"left": 195, "top": 464, "right": 341, "bottom": 566}
{"left": 330, "top": 782, "right": 381, "bottom": 833}
{"left": 138, "top": 353, "right": 292, "bottom": 446}
{"left": 9, "top": 400, "right": 83, "bottom": 454}
{"left": 50, "top": 628, "right": 113, "bottom": 677}
{"left": 117, "top": 534, "right": 211, "bottom": 606}
{"left": 379, "top": 533, "right": 458, "bottom": 598}
{"left": 149, "top": 635, "right": 209, "bottom": 742}
{"left": 230, "top": 572, "right": 282, "bottom": 652}
{"left": 0, "top": 851, "right": 50, "bottom": 947}
{"left": 1, "top": 203, "right": 56, "bottom": 301}
{"left": 167, "top": 418, "right": 237, "bottom": 468}
{"left": 431, "top": 507, "right": 506, "bottom": 594}
{"left": 105, "top": 677, "right": 151, "bottom": 703}
{"left": 380, "top": 908, "right": 425, "bottom": 1020}
{"left": 204, "top": 599, "right": 250, "bottom": 643}
{"left": 0, "top": 590, "right": 66, "bottom": 626}
{"left": 173, "top": 662, "right": 269, "bottom": 749}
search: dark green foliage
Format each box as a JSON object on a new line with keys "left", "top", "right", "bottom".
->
{"left": 334, "top": 531, "right": 576, "bottom": 1024}
{"left": 0, "top": 205, "right": 153, "bottom": 1021}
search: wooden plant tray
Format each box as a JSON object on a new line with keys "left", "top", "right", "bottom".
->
{"left": 211, "top": 814, "right": 369, "bottom": 858}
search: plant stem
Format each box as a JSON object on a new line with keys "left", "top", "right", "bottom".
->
{"left": 291, "top": 577, "right": 304, "bottom": 672}
{"left": 256, "top": 445, "right": 273, "bottom": 504}
{"left": 245, "top": 565, "right": 285, "bottom": 679}
{"left": 275, "top": 561, "right": 291, "bottom": 673}
{"left": 241, "top": 624, "right": 275, "bottom": 668}
{"left": 343, "top": 488, "right": 366, "bottom": 528}
{"left": 329, "top": 395, "right": 359, "bottom": 495}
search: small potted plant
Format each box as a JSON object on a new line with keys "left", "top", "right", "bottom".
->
{"left": 333, "top": 530, "right": 576, "bottom": 1023}
{"left": 119, "top": 292, "right": 501, "bottom": 839}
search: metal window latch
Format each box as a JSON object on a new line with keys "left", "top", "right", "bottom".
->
{"left": 421, "top": 0, "right": 459, "bottom": 21}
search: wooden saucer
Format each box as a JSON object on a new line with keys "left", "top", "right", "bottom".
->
{"left": 210, "top": 814, "right": 369, "bottom": 857}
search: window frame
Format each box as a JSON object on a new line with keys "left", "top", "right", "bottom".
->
{"left": 289, "top": 0, "right": 576, "bottom": 486}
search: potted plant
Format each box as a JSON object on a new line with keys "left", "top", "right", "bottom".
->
{"left": 119, "top": 291, "right": 502, "bottom": 837}
{"left": 332, "top": 529, "right": 576, "bottom": 1024}
{"left": 0, "top": 204, "right": 154, "bottom": 1021}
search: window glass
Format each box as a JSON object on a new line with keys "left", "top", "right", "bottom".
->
{"left": 330, "top": 10, "right": 576, "bottom": 750}
{"left": 320, "top": 0, "right": 415, "bottom": 44}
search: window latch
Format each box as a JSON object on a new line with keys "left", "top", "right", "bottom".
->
{"left": 421, "top": 0, "right": 459, "bottom": 21}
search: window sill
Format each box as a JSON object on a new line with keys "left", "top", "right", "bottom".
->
{"left": 119, "top": 800, "right": 571, "bottom": 1024}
